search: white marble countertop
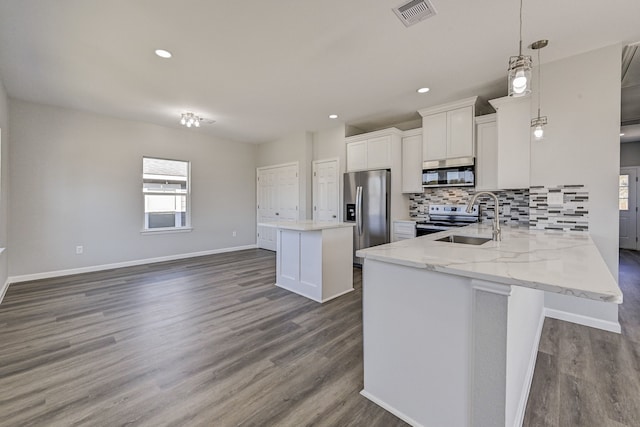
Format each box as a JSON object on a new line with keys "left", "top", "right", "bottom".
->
{"left": 259, "top": 220, "right": 355, "bottom": 231}
{"left": 356, "top": 223, "right": 622, "bottom": 303}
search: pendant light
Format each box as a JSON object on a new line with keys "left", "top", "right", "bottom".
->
{"left": 508, "top": 0, "right": 532, "bottom": 97}
{"left": 530, "top": 39, "right": 548, "bottom": 140}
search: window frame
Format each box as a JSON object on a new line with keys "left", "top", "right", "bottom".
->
{"left": 141, "top": 156, "right": 192, "bottom": 234}
{"left": 620, "top": 173, "right": 630, "bottom": 211}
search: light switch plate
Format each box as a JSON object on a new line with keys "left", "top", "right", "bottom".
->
{"left": 548, "top": 192, "right": 564, "bottom": 206}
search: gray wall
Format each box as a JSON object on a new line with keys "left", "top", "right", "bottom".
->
{"left": 621, "top": 142, "right": 640, "bottom": 167}
{"left": 529, "top": 44, "right": 621, "bottom": 324}
{"left": 0, "top": 76, "right": 8, "bottom": 289}
{"left": 9, "top": 100, "right": 257, "bottom": 277}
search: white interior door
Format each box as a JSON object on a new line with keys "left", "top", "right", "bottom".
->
{"left": 313, "top": 159, "right": 339, "bottom": 222}
{"left": 257, "top": 163, "right": 299, "bottom": 250}
{"left": 620, "top": 167, "right": 638, "bottom": 250}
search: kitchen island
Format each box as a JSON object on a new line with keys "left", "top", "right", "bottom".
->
{"left": 259, "top": 220, "right": 355, "bottom": 303}
{"left": 356, "top": 223, "right": 622, "bottom": 427}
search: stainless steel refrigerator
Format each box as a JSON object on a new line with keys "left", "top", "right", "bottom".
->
{"left": 344, "top": 169, "right": 391, "bottom": 265}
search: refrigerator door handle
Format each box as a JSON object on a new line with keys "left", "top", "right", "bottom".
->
{"left": 356, "top": 186, "right": 363, "bottom": 236}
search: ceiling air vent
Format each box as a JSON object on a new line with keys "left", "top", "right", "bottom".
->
{"left": 393, "top": 0, "right": 437, "bottom": 27}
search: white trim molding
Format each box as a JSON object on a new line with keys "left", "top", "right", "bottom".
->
{"left": 471, "top": 279, "right": 512, "bottom": 296}
{"left": 513, "top": 309, "right": 546, "bottom": 427}
{"left": 545, "top": 307, "right": 621, "bottom": 333}
{"left": 8, "top": 244, "right": 258, "bottom": 284}
{"left": 0, "top": 278, "right": 10, "bottom": 305}
{"left": 360, "top": 390, "right": 424, "bottom": 427}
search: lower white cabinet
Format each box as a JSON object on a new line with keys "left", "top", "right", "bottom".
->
{"left": 392, "top": 220, "right": 416, "bottom": 242}
{"left": 276, "top": 225, "right": 354, "bottom": 303}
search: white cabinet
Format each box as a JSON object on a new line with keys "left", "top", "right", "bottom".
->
{"left": 346, "top": 129, "right": 402, "bottom": 172}
{"left": 346, "top": 140, "right": 367, "bottom": 172}
{"left": 401, "top": 129, "right": 423, "bottom": 193}
{"left": 274, "top": 224, "right": 354, "bottom": 303}
{"left": 367, "top": 136, "right": 393, "bottom": 169}
{"left": 475, "top": 114, "right": 498, "bottom": 191}
{"left": 392, "top": 220, "right": 416, "bottom": 242}
{"left": 483, "top": 96, "right": 531, "bottom": 190}
{"left": 419, "top": 97, "right": 478, "bottom": 162}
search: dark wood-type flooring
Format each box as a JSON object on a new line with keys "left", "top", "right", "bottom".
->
{"left": 523, "top": 249, "right": 640, "bottom": 427}
{"left": 1, "top": 249, "right": 639, "bottom": 426}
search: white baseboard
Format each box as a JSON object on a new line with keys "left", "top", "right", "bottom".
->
{"left": 360, "top": 390, "right": 424, "bottom": 427}
{"left": 544, "top": 307, "right": 621, "bottom": 333}
{"left": 0, "top": 278, "right": 9, "bottom": 304}
{"left": 513, "top": 310, "right": 545, "bottom": 427}
{"left": 7, "top": 244, "right": 258, "bottom": 284}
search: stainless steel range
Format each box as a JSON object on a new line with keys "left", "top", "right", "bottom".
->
{"left": 416, "top": 204, "right": 480, "bottom": 236}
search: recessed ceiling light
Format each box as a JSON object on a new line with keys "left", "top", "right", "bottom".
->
{"left": 620, "top": 133, "right": 625, "bottom": 136}
{"left": 329, "top": 114, "right": 338, "bottom": 119}
{"left": 155, "top": 49, "right": 172, "bottom": 59}
{"left": 417, "top": 87, "right": 430, "bottom": 93}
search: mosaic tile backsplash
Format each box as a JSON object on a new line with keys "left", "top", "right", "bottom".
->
{"left": 409, "top": 188, "right": 530, "bottom": 225}
{"left": 408, "top": 185, "right": 590, "bottom": 232}
{"left": 529, "top": 185, "right": 589, "bottom": 232}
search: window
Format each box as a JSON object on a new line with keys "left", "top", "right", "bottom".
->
{"left": 620, "top": 174, "right": 629, "bottom": 211}
{"left": 143, "top": 157, "right": 190, "bottom": 230}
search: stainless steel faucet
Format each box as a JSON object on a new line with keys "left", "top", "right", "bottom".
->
{"left": 466, "top": 191, "right": 501, "bottom": 241}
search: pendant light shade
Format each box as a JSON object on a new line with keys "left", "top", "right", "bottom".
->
{"left": 508, "top": 55, "right": 532, "bottom": 97}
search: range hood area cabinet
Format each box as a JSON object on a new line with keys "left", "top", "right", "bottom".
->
{"left": 475, "top": 96, "right": 531, "bottom": 191}
{"left": 345, "top": 128, "right": 403, "bottom": 172}
{"left": 418, "top": 96, "right": 480, "bottom": 162}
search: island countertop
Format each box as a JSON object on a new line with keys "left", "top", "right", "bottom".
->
{"left": 259, "top": 220, "right": 355, "bottom": 231}
{"left": 356, "top": 223, "right": 622, "bottom": 303}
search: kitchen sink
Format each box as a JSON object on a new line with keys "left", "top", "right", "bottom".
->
{"left": 435, "top": 235, "right": 492, "bottom": 245}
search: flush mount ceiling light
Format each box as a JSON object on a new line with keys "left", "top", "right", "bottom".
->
{"left": 507, "top": 0, "right": 532, "bottom": 97}
{"left": 620, "top": 133, "right": 625, "bottom": 136}
{"left": 155, "top": 49, "right": 172, "bottom": 59}
{"left": 530, "top": 39, "right": 549, "bottom": 141}
{"left": 329, "top": 114, "right": 338, "bottom": 119}
{"left": 180, "top": 112, "right": 201, "bottom": 128}
{"left": 417, "top": 87, "right": 430, "bottom": 93}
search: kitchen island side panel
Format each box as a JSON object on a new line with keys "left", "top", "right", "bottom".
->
{"left": 361, "top": 259, "right": 472, "bottom": 427}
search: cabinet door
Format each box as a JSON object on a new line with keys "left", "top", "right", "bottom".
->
{"left": 367, "top": 136, "right": 392, "bottom": 169}
{"left": 422, "top": 112, "right": 447, "bottom": 161}
{"left": 447, "top": 106, "right": 474, "bottom": 158}
{"left": 493, "top": 97, "right": 531, "bottom": 189}
{"left": 346, "top": 141, "right": 367, "bottom": 171}
{"left": 402, "top": 134, "right": 423, "bottom": 193}
{"left": 475, "top": 120, "right": 498, "bottom": 191}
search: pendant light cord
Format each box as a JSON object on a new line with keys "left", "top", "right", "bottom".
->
{"left": 537, "top": 48, "right": 542, "bottom": 117}
{"left": 518, "top": 0, "right": 523, "bottom": 55}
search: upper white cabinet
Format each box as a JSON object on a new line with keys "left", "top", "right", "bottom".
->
{"left": 475, "top": 114, "right": 498, "bottom": 191}
{"left": 346, "top": 140, "right": 367, "bottom": 172}
{"left": 418, "top": 97, "right": 478, "bottom": 162}
{"left": 477, "top": 96, "right": 531, "bottom": 190}
{"left": 401, "top": 129, "right": 423, "bottom": 193}
{"left": 345, "top": 128, "right": 402, "bottom": 172}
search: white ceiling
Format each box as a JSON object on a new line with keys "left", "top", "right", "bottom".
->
{"left": 1, "top": 0, "right": 640, "bottom": 144}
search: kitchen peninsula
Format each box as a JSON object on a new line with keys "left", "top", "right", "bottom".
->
{"left": 356, "top": 223, "right": 622, "bottom": 427}
{"left": 259, "top": 220, "right": 355, "bottom": 303}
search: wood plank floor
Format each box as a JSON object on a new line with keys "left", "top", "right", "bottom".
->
{"left": 523, "top": 249, "right": 640, "bottom": 427}
{"left": 0, "top": 250, "right": 406, "bottom": 427}
{"left": 1, "top": 248, "right": 639, "bottom": 426}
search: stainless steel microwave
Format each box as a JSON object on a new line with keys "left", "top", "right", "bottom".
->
{"left": 422, "top": 158, "right": 475, "bottom": 188}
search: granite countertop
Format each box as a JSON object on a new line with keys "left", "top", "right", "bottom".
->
{"left": 259, "top": 220, "right": 355, "bottom": 231}
{"left": 356, "top": 223, "right": 622, "bottom": 303}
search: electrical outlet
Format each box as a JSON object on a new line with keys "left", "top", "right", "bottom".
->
{"left": 76, "top": 245, "right": 83, "bottom": 254}
{"left": 232, "top": 231, "right": 237, "bottom": 237}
